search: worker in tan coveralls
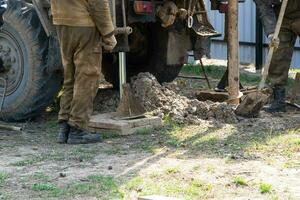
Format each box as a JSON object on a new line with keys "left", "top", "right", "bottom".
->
{"left": 254, "top": 0, "right": 300, "bottom": 112}
{"left": 51, "top": 0, "right": 116, "bottom": 144}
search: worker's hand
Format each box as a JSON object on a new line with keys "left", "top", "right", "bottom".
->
{"left": 268, "top": 34, "right": 280, "bottom": 48}
{"left": 102, "top": 35, "right": 117, "bottom": 52}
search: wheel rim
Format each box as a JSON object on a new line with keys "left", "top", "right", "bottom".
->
{"left": 0, "top": 28, "right": 24, "bottom": 96}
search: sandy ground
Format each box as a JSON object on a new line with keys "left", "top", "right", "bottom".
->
{"left": 0, "top": 60, "right": 300, "bottom": 200}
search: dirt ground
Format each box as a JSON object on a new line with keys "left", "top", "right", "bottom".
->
{"left": 0, "top": 59, "right": 300, "bottom": 200}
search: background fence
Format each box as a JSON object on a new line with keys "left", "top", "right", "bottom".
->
{"left": 203, "top": 0, "right": 300, "bottom": 68}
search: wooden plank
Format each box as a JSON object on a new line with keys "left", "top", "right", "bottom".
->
{"left": 88, "top": 113, "right": 163, "bottom": 135}
{"left": 227, "top": 0, "right": 240, "bottom": 105}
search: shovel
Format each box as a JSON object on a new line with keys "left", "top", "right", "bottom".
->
{"left": 235, "top": 0, "right": 289, "bottom": 118}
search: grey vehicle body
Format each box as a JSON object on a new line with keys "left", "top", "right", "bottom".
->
{"left": 0, "top": 0, "right": 217, "bottom": 121}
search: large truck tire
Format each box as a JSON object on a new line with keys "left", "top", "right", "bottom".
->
{"left": 102, "top": 23, "right": 184, "bottom": 86}
{"left": 0, "top": 1, "right": 62, "bottom": 121}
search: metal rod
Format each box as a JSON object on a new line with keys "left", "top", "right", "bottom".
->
{"left": 112, "top": 0, "right": 116, "bottom": 25}
{"left": 0, "top": 124, "right": 22, "bottom": 132}
{"left": 119, "top": 52, "right": 126, "bottom": 98}
{"left": 118, "top": 0, "right": 128, "bottom": 98}
{"left": 199, "top": 58, "right": 211, "bottom": 89}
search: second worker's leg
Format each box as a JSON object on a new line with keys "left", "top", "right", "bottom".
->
{"left": 266, "top": 28, "right": 297, "bottom": 113}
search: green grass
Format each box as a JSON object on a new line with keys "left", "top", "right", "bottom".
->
{"left": 69, "top": 147, "right": 101, "bottom": 161}
{"left": 136, "top": 127, "right": 154, "bottom": 135}
{"left": 181, "top": 64, "right": 261, "bottom": 86}
{"left": 181, "top": 64, "right": 298, "bottom": 90}
{"left": 32, "top": 172, "right": 50, "bottom": 181}
{"left": 233, "top": 176, "right": 248, "bottom": 186}
{"left": 247, "top": 129, "right": 300, "bottom": 158}
{"left": 122, "top": 175, "right": 213, "bottom": 200}
{"left": 259, "top": 183, "right": 273, "bottom": 194}
{"left": 11, "top": 152, "right": 65, "bottom": 167}
{"left": 0, "top": 172, "right": 9, "bottom": 186}
{"left": 165, "top": 167, "right": 180, "bottom": 175}
{"left": 32, "top": 183, "right": 57, "bottom": 191}
{"left": 29, "top": 175, "right": 123, "bottom": 199}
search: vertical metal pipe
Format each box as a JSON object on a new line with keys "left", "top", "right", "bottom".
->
{"left": 118, "top": 0, "right": 128, "bottom": 98}
{"left": 119, "top": 52, "right": 126, "bottom": 98}
{"left": 112, "top": 0, "right": 116, "bottom": 25}
{"left": 227, "top": 0, "right": 240, "bottom": 105}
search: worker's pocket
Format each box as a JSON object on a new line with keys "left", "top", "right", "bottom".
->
{"left": 291, "top": 19, "right": 300, "bottom": 36}
{"left": 78, "top": 48, "right": 101, "bottom": 77}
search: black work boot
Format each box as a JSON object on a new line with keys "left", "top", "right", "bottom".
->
{"left": 57, "top": 121, "right": 70, "bottom": 144}
{"left": 265, "top": 86, "right": 286, "bottom": 113}
{"left": 67, "top": 126, "right": 102, "bottom": 144}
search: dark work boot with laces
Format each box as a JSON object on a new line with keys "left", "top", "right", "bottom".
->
{"left": 67, "top": 126, "right": 102, "bottom": 144}
{"left": 57, "top": 121, "right": 70, "bottom": 144}
{"left": 264, "top": 86, "right": 286, "bottom": 113}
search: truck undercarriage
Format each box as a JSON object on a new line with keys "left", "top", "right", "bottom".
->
{"left": 0, "top": 0, "right": 218, "bottom": 121}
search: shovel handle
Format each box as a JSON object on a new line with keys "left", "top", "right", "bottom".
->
{"left": 258, "top": 0, "right": 288, "bottom": 90}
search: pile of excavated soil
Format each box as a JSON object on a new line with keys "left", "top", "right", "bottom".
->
{"left": 130, "top": 73, "right": 238, "bottom": 124}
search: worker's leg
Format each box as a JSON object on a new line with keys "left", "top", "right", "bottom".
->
{"left": 56, "top": 26, "right": 77, "bottom": 123}
{"left": 68, "top": 27, "right": 101, "bottom": 130}
{"left": 268, "top": 29, "right": 296, "bottom": 87}
{"left": 266, "top": 24, "right": 297, "bottom": 113}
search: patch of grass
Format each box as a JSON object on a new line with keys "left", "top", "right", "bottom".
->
{"left": 0, "top": 172, "right": 9, "bottom": 186}
{"left": 247, "top": 129, "right": 300, "bottom": 158}
{"left": 44, "top": 119, "right": 58, "bottom": 130}
{"left": 165, "top": 167, "right": 180, "bottom": 175}
{"left": 102, "top": 146, "right": 125, "bottom": 155}
{"left": 136, "top": 128, "right": 153, "bottom": 135}
{"left": 206, "top": 165, "right": 215, "bottom": 173}
{"left": 32, "top": 172, "right": 50, "bottom": 181}
{"left": 32, "top": 183, "right": 57, "bottom": 191}
{"left": 259, "top": 183, "right": 272, "bottom": 194}
{"left": 0, "top": 193, "right": 12, "bottom": 200}
{"left": 124, "top": 176, "right": 144, "bottom": 191}
{"left": 233, "top": 176, "right": 248, "bottom": 186}
{"left": 11, "top": 152, "right": 65, "bottom": 167}
{"left": 181, "top": 65, "right": 260, "bottom": 86}
{"left": 69, "top": 146, "right": 109, "bottom": 160}
{"left": 61, "top": 175, "right": 123, "bottom": 199}
{"left": 32, "top": 175, "right": 124, "bottom": 199}
{"left": 283, "top": 160, "right": 300, "bottom": 169}
{"left": 102, "top": 132, "right": 121, "bottom": 139}
{"left": 123, "top": 175, "right": 213, "bottom": 200}
{"left": 12, "top": 156, "right": 45, "bottom": 167}
{"left": 130, "top": 137, "right": 158, "bottom": 153}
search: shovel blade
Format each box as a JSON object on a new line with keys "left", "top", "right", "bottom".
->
{"left": 116, "top": 83, "right": 146, "bottom": 118}
{"left": 235, "top": 92, "right": 269, "bottom": 118}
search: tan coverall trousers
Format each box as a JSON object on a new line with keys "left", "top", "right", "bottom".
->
{"left": 269, "top": 18, "right": 300, "bottom": 86}
{"left": 57, "top": 26, "right": 101, "bottom": 129}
